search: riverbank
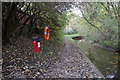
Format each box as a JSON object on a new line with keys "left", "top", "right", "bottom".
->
{"left": 92, "top": 43, "right": 118, "bottom": 53}
{"left": 43, "top": 37, "right": 104, "bottom": 78}
{"left": 64, "top": 34, "right": 118, "bottom": 78}
{"left": 64, "top": 34, "right": 119, "bottom": 53}
{"left": 75, "top": 39, "right": 118, "bottom": 77}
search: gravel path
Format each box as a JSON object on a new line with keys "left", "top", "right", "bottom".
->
{"left": 43, "top": 38, "right": 104, "bottom": 78}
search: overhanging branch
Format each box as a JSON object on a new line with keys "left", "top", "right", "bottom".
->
{"left": 80, "top": 9, "right": 109, "bottom": 40}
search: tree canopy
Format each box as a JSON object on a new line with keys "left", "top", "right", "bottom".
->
{"left": 68, "top": 2, "right": 119, "bottom": 50}
{"left": 2, "top": 2, "right": 120, "bottom": 51}
{"left": 2, "top": 2, "right": 73, "bottom": 44}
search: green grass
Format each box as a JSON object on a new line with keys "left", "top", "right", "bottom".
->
{"left": 64, "top": 33, "right": 80, "bottom": 39}
{"left": 64, "top": 33, "right": 80, "bottom": 37}
{"left": 64, "top": 33, "right": 80, "bottom": 42}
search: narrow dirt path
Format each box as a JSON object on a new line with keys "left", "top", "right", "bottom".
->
{"left": 44, "top": 38, "right": 104, "bottom": 78}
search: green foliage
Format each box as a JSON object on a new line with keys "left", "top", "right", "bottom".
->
{"left": 71, "top": 2, "right": 119, "bottom": 50}
{"left": 102, "top": 40, "right": 112, "bottom": 47}
{"left": 2, "top": 2, "right": 72, "bottom": 44}
{"left": 18, "top": 2, "right": 72, "bottom": 46}
{"left": 64, "top": 30, "right": 78, "bottom": 35}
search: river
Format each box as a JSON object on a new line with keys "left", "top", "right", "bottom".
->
{"left": 75, "top": 39, "right": 118, "bottom": 78}
{"left": 65, "top": 34, "right": 118, "bottom": 78}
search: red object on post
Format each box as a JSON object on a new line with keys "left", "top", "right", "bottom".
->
{"left": 32, "top": 41, "right": 41, "bottom": 53}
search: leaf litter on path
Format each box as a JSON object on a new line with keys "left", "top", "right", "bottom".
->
{"left": 2, "top": 36, "right": 104, "bottom": 78}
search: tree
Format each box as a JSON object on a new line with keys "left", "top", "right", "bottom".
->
{"left": 72, "top": 2, "right": 119, "bottom": 49}
{"left": 2, "top": 2, "right": 73, "bottom": 44}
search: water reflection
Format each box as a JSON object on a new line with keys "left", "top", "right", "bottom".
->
{"left": 75, "top": 39, "right": 118, "bottom": 77}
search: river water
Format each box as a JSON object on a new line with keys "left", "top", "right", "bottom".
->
{"left": 64, "top": 34, "right": 118, "bottom": 78}
{"left": 74, "top": 39, "right": 118, "bottom": 78}
{"left": 62, "top": 35, "right": 120, "bottom": 77}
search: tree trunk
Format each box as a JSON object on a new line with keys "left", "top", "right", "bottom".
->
{"left": 3, "top": 3, "right": 15, "bottom": 44}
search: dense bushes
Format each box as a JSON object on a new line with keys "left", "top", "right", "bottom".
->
{"left": 2, "top": 2, "right": 71, "bottom": 45}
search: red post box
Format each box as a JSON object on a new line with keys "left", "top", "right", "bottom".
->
{"left": 32, "top": 37, "right": 41, "bottom": 54}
